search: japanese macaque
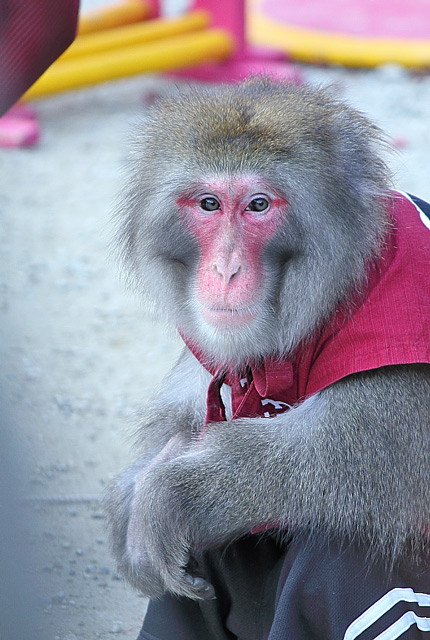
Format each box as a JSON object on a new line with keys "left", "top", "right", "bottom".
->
{"left": 105, "top": 77, "right": 430, "bottom": 603}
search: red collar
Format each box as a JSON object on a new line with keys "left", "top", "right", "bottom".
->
{"left": 180, "top": 335, "right": 294, "bottom": 425}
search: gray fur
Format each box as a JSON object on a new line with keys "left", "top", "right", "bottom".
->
{"left": 113, "top": 77, "right": 390, "bottom": 367}
{"left": 105, "top": 78, "right": 429, "bottom": 600}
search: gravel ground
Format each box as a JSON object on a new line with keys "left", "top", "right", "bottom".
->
{"left": 0, "top": 12, "right": 430, "bottom": 639}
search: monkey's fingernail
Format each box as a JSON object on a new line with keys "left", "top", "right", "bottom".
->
{"left": 200, "top": 583, "right": 216, "bottom": 600}
{"left": 194, "top": 578, "right": 216, "bottom": 599}
{"left": 183, "top": 573, "right": 201, "bottom": 586}
{"left": 183, "top": 574, "right": 215, "bottom": 598}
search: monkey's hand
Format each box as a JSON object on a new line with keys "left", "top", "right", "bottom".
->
{"left": 105, "top": 433, "right": 192, "bottom": 597}
{"left": 131, "top": 419, "right": 287, "bottom": 600}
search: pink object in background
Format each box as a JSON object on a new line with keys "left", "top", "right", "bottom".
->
{"left": 261, "top": 0, "right": 430, "bottom": 38}
{"left": 0, "top": 104, "right": 40, "bottom": 148}
{"left": 169, "top": 0, "right": 302, "bottom": 84}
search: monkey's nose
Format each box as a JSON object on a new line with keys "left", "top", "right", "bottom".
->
{"left": 213, "top": 257, "right": 241, "bottom": 284}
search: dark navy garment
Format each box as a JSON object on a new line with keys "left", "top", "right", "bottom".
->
{"left": 137, "top": 534, "right": 430, "bottom": 640}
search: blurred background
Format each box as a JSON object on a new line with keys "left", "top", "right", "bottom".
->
{"left": 0, "top": 1, "right": 429, "bottom": 638}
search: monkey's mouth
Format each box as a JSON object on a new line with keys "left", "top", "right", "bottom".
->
{"left": 200, "top": 305, "right": 257, "bottom": 327}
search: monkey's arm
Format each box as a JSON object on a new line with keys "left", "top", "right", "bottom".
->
{"left": 131, "top": 363, "right": 430, "bottom": 600}
{"left": 104, "top": 347, "right": 210, "bottom": 593}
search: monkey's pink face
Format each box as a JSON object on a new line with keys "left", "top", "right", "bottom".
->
{"left": 177, "top": 176, "right": 288, "bottom": 329}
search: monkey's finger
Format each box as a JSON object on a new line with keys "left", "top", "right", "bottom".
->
{"left": 183, "top": 573, "right": 216, "bottom": 600}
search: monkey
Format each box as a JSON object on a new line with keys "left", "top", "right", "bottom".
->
{"left": 105, "top": 77, "right": 430, "bottom": 640}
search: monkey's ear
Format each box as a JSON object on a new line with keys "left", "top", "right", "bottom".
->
{"left": 329, "top": 102, "right": 391, "bottom": 199}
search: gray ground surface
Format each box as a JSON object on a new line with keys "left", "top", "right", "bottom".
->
{"left": 1, "top": 15, "right": 430, "bottom": 640}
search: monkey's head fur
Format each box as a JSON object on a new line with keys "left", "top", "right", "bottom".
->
{"left": 115, "top": 77, "right": 390, "bottom": 368}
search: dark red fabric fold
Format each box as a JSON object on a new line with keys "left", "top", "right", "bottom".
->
{"left": 0, "top": 0, "right": 80, "bottom": 115}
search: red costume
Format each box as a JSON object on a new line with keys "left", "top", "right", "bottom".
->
{"left": 185, "top": 191, "right": 430, "bottom": 425}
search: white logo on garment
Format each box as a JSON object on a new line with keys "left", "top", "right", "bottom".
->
{"left": 343, "top": 587, "right": 430, "bottom": 640}
{"left": 261, "top": 398, "right": 292, "bottom": 417}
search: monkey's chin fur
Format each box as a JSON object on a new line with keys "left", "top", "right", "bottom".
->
{"left": 199, "top": 305, "right": 258, "bottom": 329}
{"left": 185, "top": 307, "right": 281, "bottom": 370}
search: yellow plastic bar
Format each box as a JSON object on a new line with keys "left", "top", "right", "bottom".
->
{"left": 24, "top": 29, "right": 234, "bottom": 100}
{"left": 63, "top": 11, "right": 210, "bottom": 61}
{"left": 78, "top": 0, "right": 151, "bottom": 35}
{"left": 248, "top": 8, "right": 430, "bottom": 69}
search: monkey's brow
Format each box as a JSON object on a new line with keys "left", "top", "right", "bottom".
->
{"left": 176, "top": 183, "right": 215, "bottom": 199}
{"left": 179, "top": 184, "right": 202, "bottom": 196}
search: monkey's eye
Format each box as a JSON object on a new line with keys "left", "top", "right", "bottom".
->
{"left": 246, "top": 197, "right": 270, "bottom": 214}
{"left": 200, "top": 197, "right": 220, "bottom": 212}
